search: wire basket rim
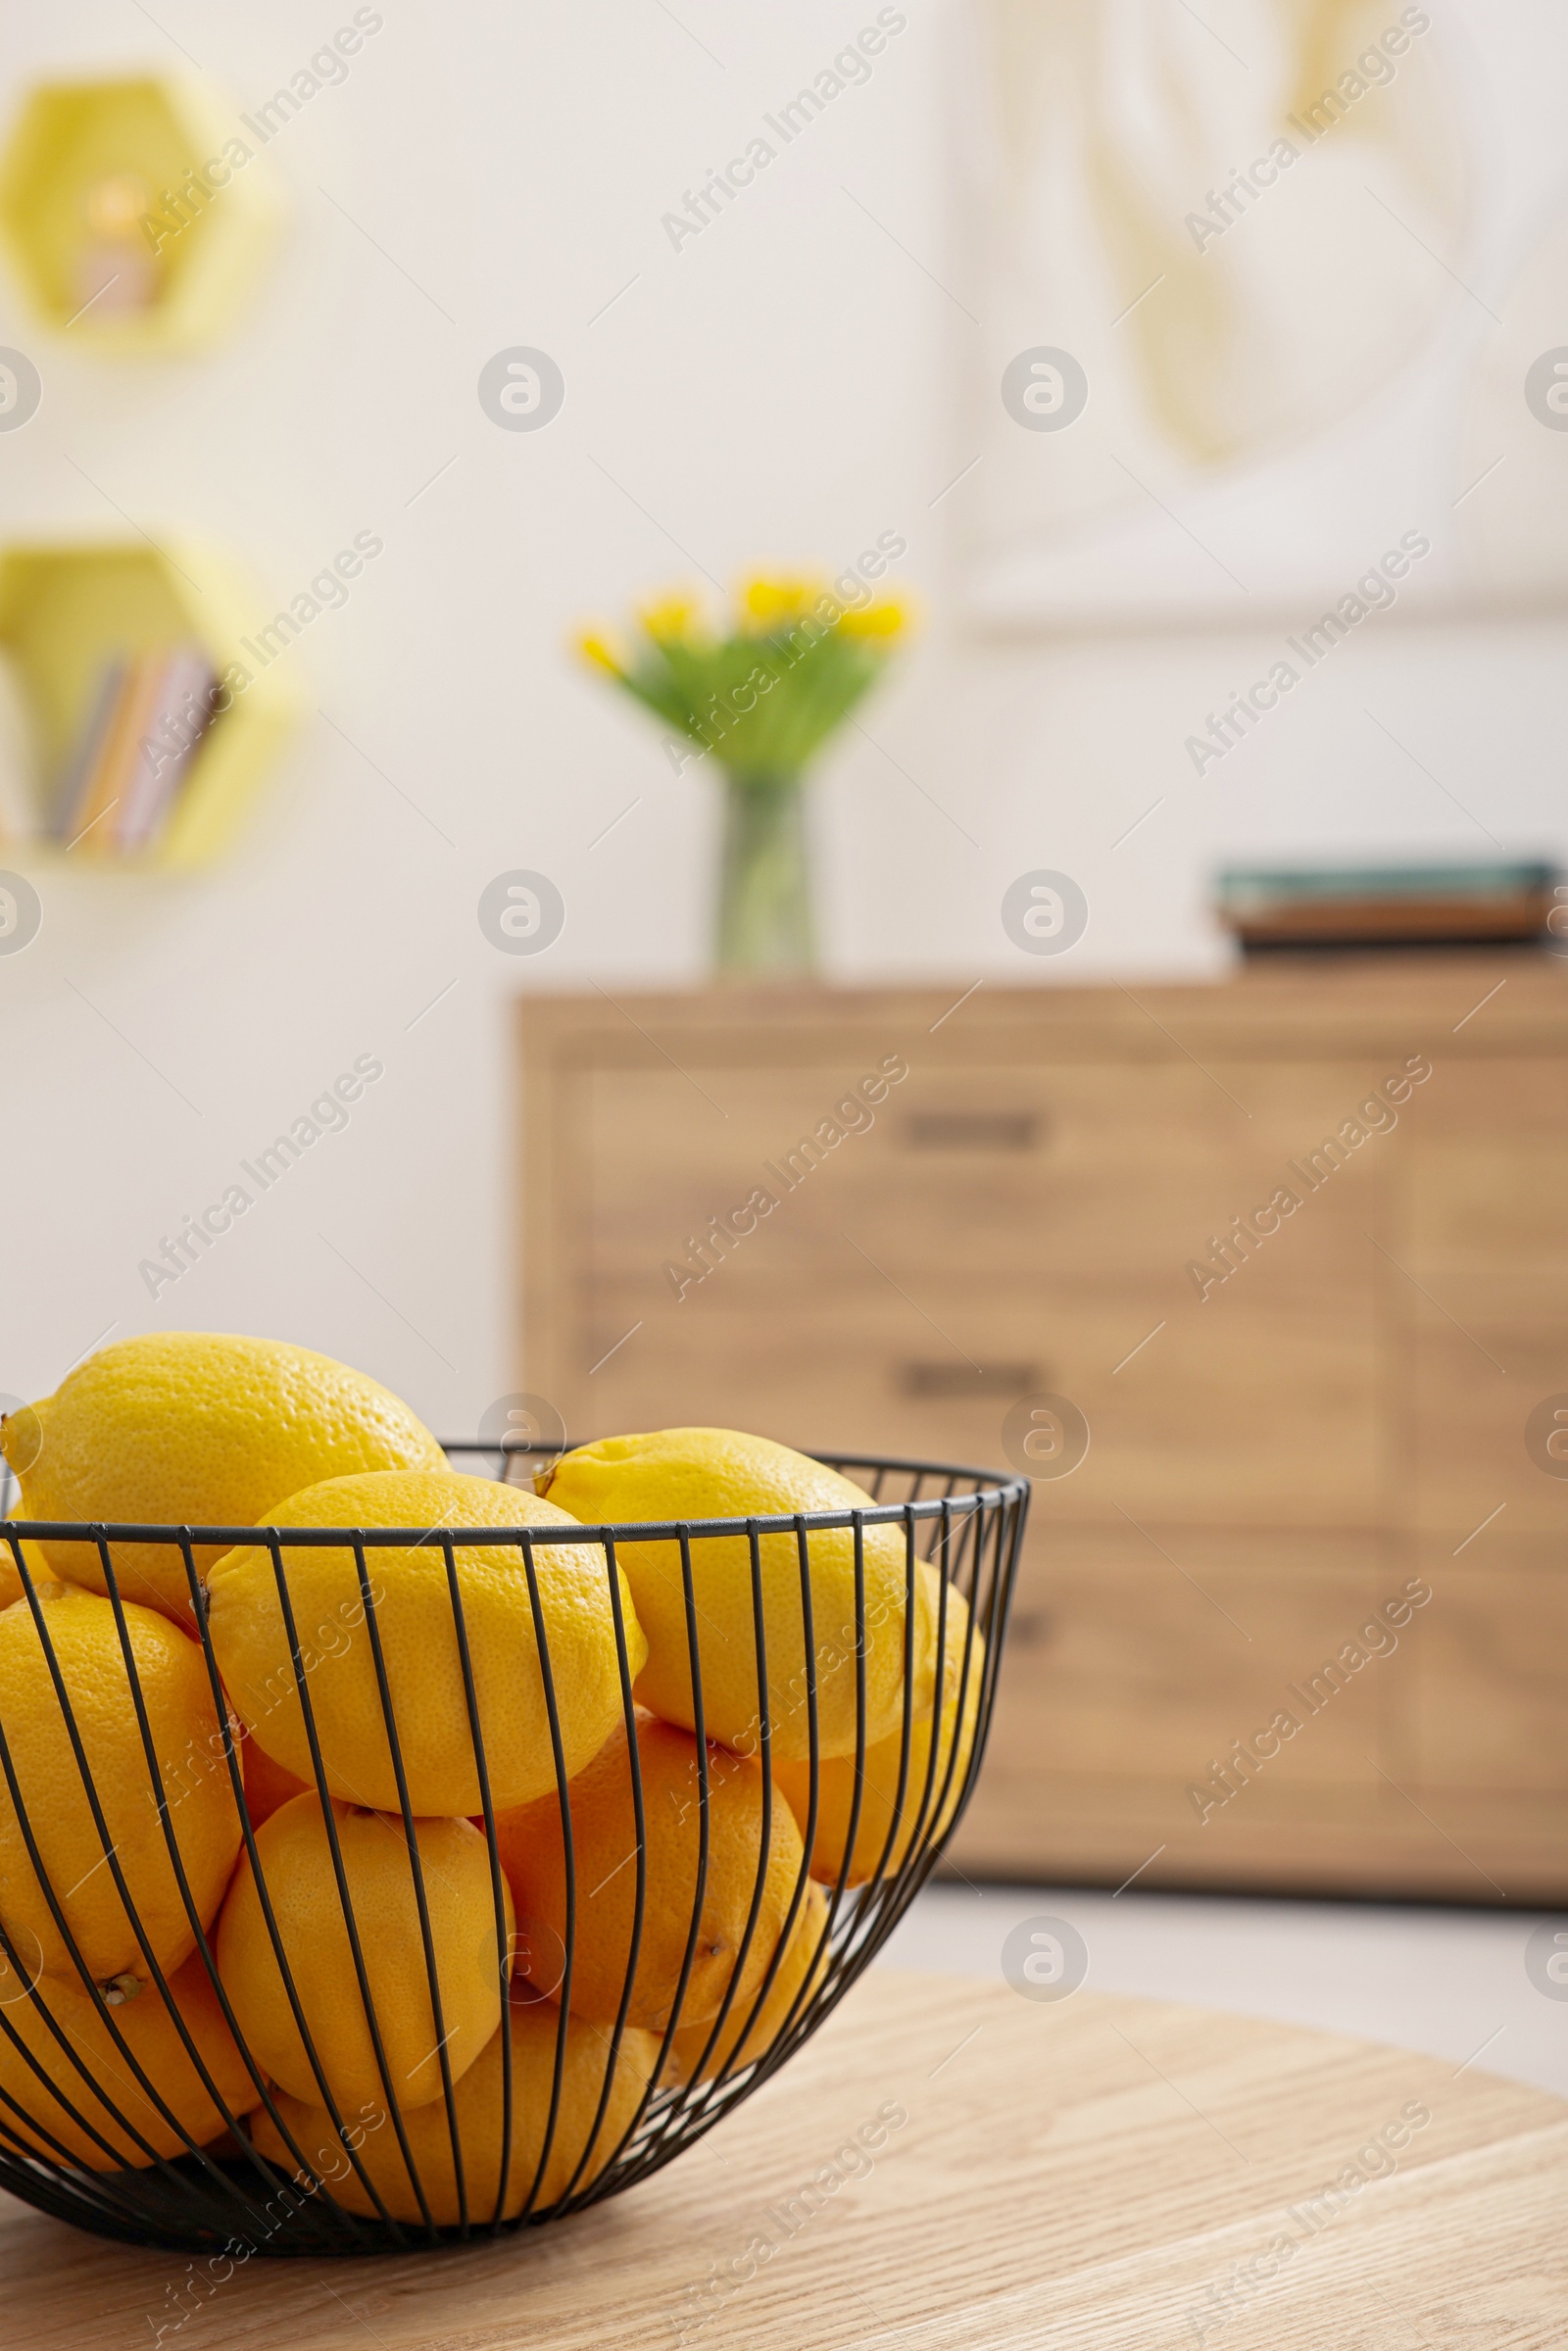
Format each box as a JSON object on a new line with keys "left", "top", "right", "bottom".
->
{"left": 3, "top": 1445, "right": 1030, "bottom": 1550}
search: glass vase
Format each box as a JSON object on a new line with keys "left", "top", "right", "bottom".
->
{"left": 715, "top": 769, "right": 815, "bottom": 978}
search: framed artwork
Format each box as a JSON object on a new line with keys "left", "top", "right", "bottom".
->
{"left": 960, "top": 0, "right": 1568, "bottom": 628}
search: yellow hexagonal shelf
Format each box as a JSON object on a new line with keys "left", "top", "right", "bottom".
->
{"left": 0, "top": 541, "right": 301, "bottom": 869}
{"left": 0, "top": 75, "right": 280, "bottom": 351}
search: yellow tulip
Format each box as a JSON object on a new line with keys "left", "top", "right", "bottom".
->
{"left": 838, "top": 595, "right": 912, "bottom": 641}
{"left": 639, "top": 592, "right": 706, "bottom": 646}
{"left": 737, "top": 573, "right": 828, "bottom": 631}
{"left": 574, "top": 628, "right": 625, "bottom": 675}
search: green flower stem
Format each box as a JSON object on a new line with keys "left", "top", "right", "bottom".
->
{"left": 716, "top": 769, "right": 814, "bottom": 977}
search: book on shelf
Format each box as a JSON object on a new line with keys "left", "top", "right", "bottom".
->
{"left": 117, "top": 647, "right": 220, "bottom": 852}
{"left": 71, "top": 652, "right": 168, "bottom": 852}
{"left": 49, "top": 658, "right": 126, "bottom": 843}
{"left": 50, "top": 644, "right": 220, "bottom": 856}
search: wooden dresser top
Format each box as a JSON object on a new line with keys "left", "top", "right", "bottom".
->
{"left": 514, "top": 952, "right": 1568, "bottom": 1064}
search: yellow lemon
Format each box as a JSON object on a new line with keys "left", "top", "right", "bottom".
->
{"left": 0, "top": 1333, "right": 446, "bottom": 1626}
{"left": 2, "top": 1499, "right": 62, "bottom": 1612}
{"left": 216, "top": 1791, "right": 513, "bottom": 2111}
{"left": 663, "top": 1878, "right": 830, "bottom": 2085}
{"left": 0, "top": 1540, "right": 61, "bottom": 1615}
{"left": 775, "top": 1574, "right": 985, "bottom": 1886}
{"left": 207, "top": 1469, "right": 645, "bottom": 1815}
{"left": 537, "top": 1429, "right": 937, "bottom": 1762}
{"left": 496, "top": 1708, "right": 805, "bottom": 2033}
{"left": 0, "top": 1584, "right": 242, "bottom": 1985}
{"left": 0, "top": 1947, "right": 260, "bottom": 2168}
{"left": 251, "top": 1993, "right": 657, "bottom": 2223}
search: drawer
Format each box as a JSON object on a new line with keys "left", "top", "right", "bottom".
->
{"left": 948, "top": 1526, "right": 1442, "bottom": 1890}
{"left": 987, "top": 1527, "right": 1399, "bottom": 1793}
{"left": 573, "top": 1056, "right": 1412, "bottom": 1285}
{"left": 564, "top": 1282, "right": 1384, "bottom": 1526}
{"left": 950, "top": 1770, "right": 1568, "bottom": 1900}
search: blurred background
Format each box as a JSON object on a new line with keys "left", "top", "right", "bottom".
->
{"left": 0, "top": 2, "right": 1564, "bottom": 2088}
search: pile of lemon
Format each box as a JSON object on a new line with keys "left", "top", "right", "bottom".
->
{"left": 0, "top": 1333, "right": 980, "bottom": 2224}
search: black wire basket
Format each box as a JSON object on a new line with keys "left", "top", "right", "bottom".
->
{"left": 0, "top": 1441, "right": 1027, "bottom": 2257}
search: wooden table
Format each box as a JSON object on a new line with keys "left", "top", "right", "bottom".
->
{"left": 4, "top": 1971, "right": 1565, "bottom": 2347}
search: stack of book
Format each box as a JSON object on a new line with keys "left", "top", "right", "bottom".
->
{"left": 1215, "top": 862, "right": 1562, "bottom": 951}
{"left": 48, "top": 644, "right": 220, "bottom": 856}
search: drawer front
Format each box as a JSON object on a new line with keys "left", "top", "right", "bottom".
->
{"left": 986, "top": 1528, "right": 1398, "bottom": 1792}
{"left": 948, "top": 1528, "right": 1435, "bottom": 1887}
{"left": 950, "top": 1771, "right": 1568, "bottom": 1899}
{"left": 564, "top": 1284, "right": 1383, "bottom": 1524}
{"left": 575, "top": 1056, "right": 1411, "bottom": 1285}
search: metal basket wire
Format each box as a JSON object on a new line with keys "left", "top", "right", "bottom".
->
{"left": 0, "top": 1441, "right": 1027, "bottom": 2256}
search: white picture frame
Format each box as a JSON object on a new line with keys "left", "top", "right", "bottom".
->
{"left": 959, "top": 0, "right": 1568, "bottom": 631}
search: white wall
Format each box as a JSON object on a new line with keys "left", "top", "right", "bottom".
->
{"left": 2, "top": 1, "right": 1564, "bottom": 1429}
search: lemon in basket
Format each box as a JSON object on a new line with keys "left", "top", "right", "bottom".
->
{"left": 0, "top": 1583, "right": 242, "bottom": 1985}
{"left": 217, "top": 1791, "right": 513, "bottom": 2110}
{"left": 207, "top": 1469, "right": 646, "bottom": 1816}
{"left": 662, "top": 1877, "right": 831, "bottom": 2086}
{"left": 0, "top": 1333, "right": 446, "bottom": 1627}
{"left": 496, "top": 1708, "right": 804, "bottom": 2033}
{"left": 2, "top": 1499, "right": 64, "bottom": 1612}
{"left": 251, "top": 1990, "right": 658, "bottom": 2223}
{"left": 774, "top": 1571, "right": 985, "bottom": 1885}
{"left": 0, "top": 1946, "right": 261, "bottom": 2169}
{"left": 0, "top": 1537, "right": 59, "bottom": 1614}
{"left": 537, "top": 1429, "right": 939, "bottom": 1762}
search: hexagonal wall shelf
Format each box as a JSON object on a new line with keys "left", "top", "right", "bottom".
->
{"left": 0, "top": 76, "right": 280, "bottom": 352}
{"left": 0, "top": 541, "right": 300, "bottom": 868}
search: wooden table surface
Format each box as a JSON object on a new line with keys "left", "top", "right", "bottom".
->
{"left": 4, "top": 1969, "right": 1564, "bottom": 2348}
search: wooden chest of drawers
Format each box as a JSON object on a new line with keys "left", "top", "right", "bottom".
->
{"left": 515, "top": 957, "right": 1568, "bottom": 1901}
